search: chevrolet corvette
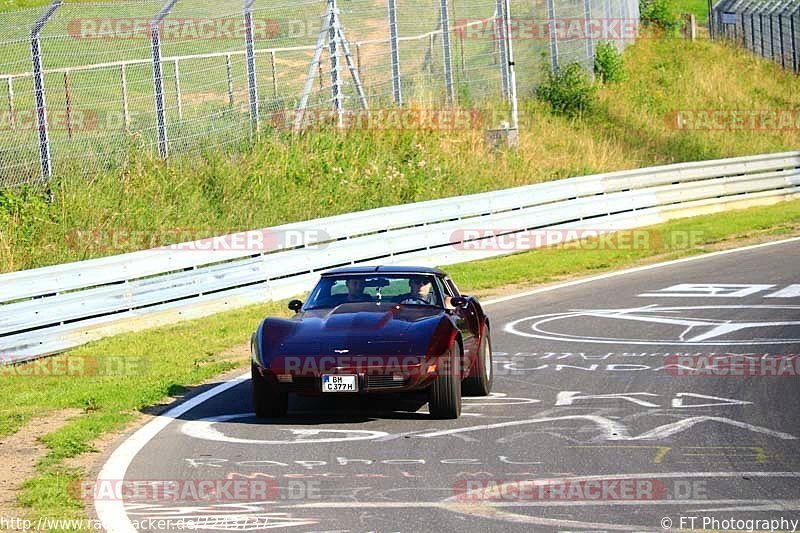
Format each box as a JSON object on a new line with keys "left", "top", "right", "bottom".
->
{"left": 250, "top": 266, "right": 493, "bottom": 419}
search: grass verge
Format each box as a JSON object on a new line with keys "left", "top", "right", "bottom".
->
{"left": 0, "top": 198, "right": 798, "bottom": 528}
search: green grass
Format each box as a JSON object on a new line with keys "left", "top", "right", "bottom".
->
{"left": 672, "top": 0, "right": 711, "bottom": 25}
{"left": 2, "top": 198, "right": 798, "bottom": 529}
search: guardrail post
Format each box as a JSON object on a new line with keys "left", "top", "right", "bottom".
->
{"left": 388, "top": 0, "right": 403, "bottom": 106}
{"left": 546, "top": 0, "right": 559, "bottom": 73}
{"left": 151, "top": 0, "right": 177, "bottom": 159}
{"left": 439, "top": 0, "right": 455, "bottom": 104}
{"left": 30, "top": 0, "right": 62, "bottom": 183}
{"left": 494, "top": 0, "right": 509, "bottom": 99}
{"left": 244, "top": 0, "right": 260, "bottom": 134}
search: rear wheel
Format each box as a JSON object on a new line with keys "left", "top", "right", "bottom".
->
{"left": 462, "top": 327, "right": 494, "bottom": 396}
{"left": 251, "top": 363, "right": 288, "bottom": 418}
{"left": 428, "top": 343, "right": 462, "bottom": 419}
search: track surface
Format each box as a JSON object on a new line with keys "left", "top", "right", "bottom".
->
{"left": 111, "top": 240, "right": 800, "bottom": 532}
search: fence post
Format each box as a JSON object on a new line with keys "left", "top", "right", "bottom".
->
{"left": 503, "top": 0, "right": 518, "bottom": 134}
{"left": 583, "top": 0, "right": 594, "bottom": 75}
{"left": 388, "top": 0, "right": 403, "bottom": 106}
{"left": 63, "top": 71, "right": 73, "bottom": 140}
{"left": 151, "top": 0, "right": 177, "bottom": 160}
{"left": 327, "top": 0, "right": 344, "bottom": 127}
{"left": 494, "top": 0, "right": 509, "bottom": 99}
{"left": 792, "top": 7, "right": 799, "bottom": 73}
{"left": 224, "top": 54, "right": 234, "bottom": 109}
{"left": 769, "top": 8, "right": 776, "bottom": 62}
{"left": 244, "top": 0, "right": 260, "bottom": 134}
{"left": 173, "top": 60, "right": 183, "bottom": 121}
{"left": 779, "top": 11, "right": 786, "bottom": 69}
{"left": 546, "top": 0, "right": 559, "bottom": 73}
{"left": 30, "top": 0, "right": 62, "bottom": 183}
{"left": 741, "top": 11, "right": 747, "bottom": 48}
{"left": 270, "top": 50, "right": 278, "bottom": 100}
{"left": 708, "top": 0, "right": 714, "bottom": 39}
{"left": 356, "top": 42, "right": 362, "bottom": 79}
{"left": 121, "top": 64, "right": 130, "bottom": 131}
{"left": 439, "top": 0, "right": 455, "bottom": 104}
{"left": 6, "top": 77, "right": 15, "bottom": 131}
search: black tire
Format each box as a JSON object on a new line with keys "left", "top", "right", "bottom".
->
{"left": 462, "top": 328, "right": 494, "bottom": 397}
{"left": 251, "top": 363, "right": 289, "bottom": 418}
{"left": 428, "top": 343, "right": 462, "bottom": 419}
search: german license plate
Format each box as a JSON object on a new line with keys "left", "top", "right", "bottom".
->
{"left": 322, "top": 374, "right": 358, "bottom": 392}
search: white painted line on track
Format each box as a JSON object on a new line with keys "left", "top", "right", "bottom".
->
{"left": 482, "top": 236, "right": 800, "bottom": 307}
{"left": 95, "top": 372, "right": 249, "bottom": 533}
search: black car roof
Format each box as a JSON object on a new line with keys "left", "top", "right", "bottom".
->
{"left": 321, "top": 265, "right": 446, "bottom": 277}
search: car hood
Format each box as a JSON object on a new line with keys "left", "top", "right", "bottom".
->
{"left": 263, "top": 302, "right": 446, "bottom": 357}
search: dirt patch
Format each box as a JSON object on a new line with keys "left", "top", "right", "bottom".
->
{"left": 217, "top": 343, "right": 250, "bottom": 363}
{"left": 0, "top": 409, "right": 82, "bottom": 530}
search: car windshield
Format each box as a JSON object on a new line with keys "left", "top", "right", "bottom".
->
{"left": 305, "top": 274, "right": 443, "bottom": 309}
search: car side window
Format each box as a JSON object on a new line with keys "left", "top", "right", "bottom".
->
{"left": 444, "top": 278, "right": 461, "bottom": 297}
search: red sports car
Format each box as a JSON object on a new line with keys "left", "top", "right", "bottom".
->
{"left": 250, "top": 266, "right": 493, "bottom": 419}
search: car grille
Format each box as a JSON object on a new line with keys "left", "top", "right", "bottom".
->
{"left": 365, "top": 375, "right": 407, "bottom": 390}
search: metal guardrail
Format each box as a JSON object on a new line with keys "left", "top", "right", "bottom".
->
{"left": 1, "top": 151, "right": 799, "bottom": 363}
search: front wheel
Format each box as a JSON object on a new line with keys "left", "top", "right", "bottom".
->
{"left": 251, "top": 363, "right": 288, "bottom": 418}
{"left": 462, "top": 328, "right": 493, "bottom": 396}
{"left": 428, "top": 343, "right": 462, "bottom": 419}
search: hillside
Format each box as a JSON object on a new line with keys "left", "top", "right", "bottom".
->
{"left": 1, "top": 28, "right": 799, "bottom": 273}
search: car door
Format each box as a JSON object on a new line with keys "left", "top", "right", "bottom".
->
{"left": 440, "top": 276, "right": 479, "bottom": 363}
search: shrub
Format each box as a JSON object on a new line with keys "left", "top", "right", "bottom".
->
{"left": 640, "top": 0, "right": 681, "bottom": 33}
{"left": 594, "top": 41, "right": 626, "bottom": 83}
{"left": 535, "top": 63, "right": 597, "bottom": 118}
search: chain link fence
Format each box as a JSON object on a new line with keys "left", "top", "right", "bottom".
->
{"left": 712, "top": 0, "right": 800, "bottom": 74}
{"left": 0, "top": 0, "right": 639, "bottom": 189}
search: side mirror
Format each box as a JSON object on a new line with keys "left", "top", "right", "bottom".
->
{"left": 450, "top": 296, "right": 469, "bottom": 308}
{"left": 288, "top": 300, "right": 303, "bottom": 312}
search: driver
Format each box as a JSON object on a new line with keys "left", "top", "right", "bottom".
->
{"left": 396, "top": 276, "right": 434, "bottom": 305}
{"left": 345, "top": 278, "right": 371, "bottom": 302}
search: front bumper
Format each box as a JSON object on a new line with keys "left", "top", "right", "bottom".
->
{"left": 254, "top": 355, "right": 443, "bottom": 394}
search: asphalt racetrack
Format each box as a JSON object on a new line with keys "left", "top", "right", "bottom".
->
{"left": 100, "top": 239, "right": 800, "bottom": 532}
